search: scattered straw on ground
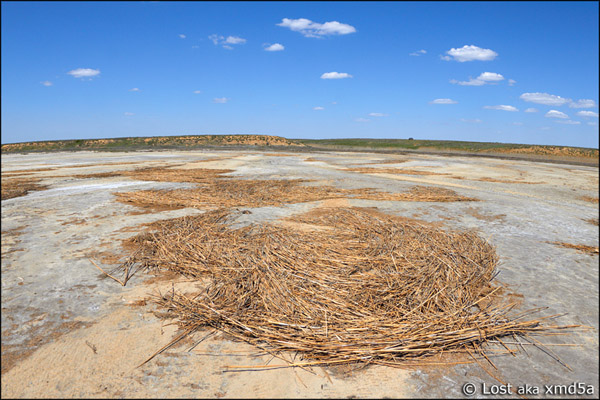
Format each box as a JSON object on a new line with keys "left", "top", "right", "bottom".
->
{"left": 347, "top": 167, "right": 449, "bottom": 176}
{"left": 115, "top": 178, "right": 477, "bottom": 211}
{"left": 118, "top": 207, "right": 573, "bottom": 369}
{"left": 549, "top": 242, "right": 599, "bottom": 255}
{"left": 1, "top": 177, "right": 49, "bottom": 200}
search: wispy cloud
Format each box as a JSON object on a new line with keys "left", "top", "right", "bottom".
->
{"left": 277, "top": 18, "right": 356, "bottom": 38}
{"left": 508, "top": 79, "right": 516, "bottom": 86}
{"left": 209, "top": 34, "right": 246, "bottom": 49}
{"left": 545, "top": 110, "right": 568, "bottom": 119}
{"left": 213, "top": 97, "right": 228, "bottom": 103}
{"left": 409, "top": 49, "right": 426, "bottom": 56}
{"left": 451, "top": 72, "right": 504, "bottom": 86}
{"left": 576, "top": 110, "right": 599, "bottom": 118}
{"left": 124, "top": 112, "right": 134, "bottom": 116}
{"left": 512, "top": 122, "right": 523, "bottom": 126}
{"left": 483, "top": 105, "right": 518, "bottom": 112}
{"left": 67, "top": 68, "right": 100, "bottom": 79}
{"left": 355, "top": 117, "right": 370, "bottom": 122}
{"left": 429, "top": 98, "right": 457, "bottom": 104}
{"left": 41, "top": 81, "right": 53, "bottom": 86}
{"left": 588, "top": 121, "right": 598, "bottom": 126}
{"left": 524, "top": 108, "right": 538, "bottom": 113}
{"left": 193, "top": 90, "right": 202, "bottom": 94}
{"left": 368, "top": 112, "right": 388, "bottom": 117}
{"left": 178, "top": 34, "right": 186, "bottom": 39}
{"left": 555, "top": 120, "right": 580, "bottom": 125}
{"left": 569, "top": 99, "right": 597, "bottom": 109}
{"left": 441, "top": 45, "right": 498, "bottom": 62}
{"left": 321, "top": 72, "right": 352, "bottom": 79}
{"left": 313, "top": 106, "right": 324, "bottom": 110}
{"left": 129, "top": 88, "right": 140, "bottom": 92}
{"left": 520, "top": 92, "right": 571, "bottom": 106}
{"left": 264, "top": 43, "right": 284, "bottom": 51}
{"left": 460, "top": 118, "right": 482, "bottom": 123}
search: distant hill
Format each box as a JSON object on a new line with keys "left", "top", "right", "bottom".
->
{"left": 2, "top": 135, "right": 598, "bottom": 164}
{"left": 298, "top": 138, "right": 599, "bottom": 160}
{"left": 1, "top": 134, "right": 304, "bottom": 153}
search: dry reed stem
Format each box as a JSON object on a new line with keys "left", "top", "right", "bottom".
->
{"left": 549, "top": 242, "right": 599, "bottom": 255}
{"left": 121, "top": 207, "right": 573, "bottom": 368}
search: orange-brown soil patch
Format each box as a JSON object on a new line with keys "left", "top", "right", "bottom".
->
{"left": 464, "top": 207, "right": 506, "bottom": 222}
{"left": 580, "top": 196, "right": 599, "bottom": 204}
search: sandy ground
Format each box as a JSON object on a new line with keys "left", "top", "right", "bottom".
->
{"left": 1, "top": 149, "right": 598, "bottom": 398}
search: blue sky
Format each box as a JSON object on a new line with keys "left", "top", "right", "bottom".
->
{"left": 1, "top": 1, "right": 598, "bottom": 147}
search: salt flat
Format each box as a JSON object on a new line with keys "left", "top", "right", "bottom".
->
{"left": 1, "top": 149, "right": 598, "bottom": 398}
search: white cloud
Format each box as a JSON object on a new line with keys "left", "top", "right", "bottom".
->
{"left": 545, "top": 110, "right": 568, "bottom": 119}
{"left": 569, "top": 99, "right": 597, "bottom": 109}
{"left": 129, "top": 88, "right": 140, "bottom": 92}
{"left": 508, "top": 79, "right": 516, "bottom": 86}
{"left": 193, "top": 90, "right": 202, "bottom": 94}
{"left": 555, "top": 120, "right": 580, "bottom": 125}
{"left": 409, "top": 49, "right": 427, "bottom": 56}
{"left": 224, "top": 36, "right": 246, "bottom": 44}
{"left": 41, "top": 81, "right": 53, "bottom": 86}
{"left": 483, "top": 105, "right": 518, "bottom": 112}
{"left": 321, "top": 72, "right": 352, "bottom": 79}
{"left": 429, "top": 98, "right": 457, "bottom": 104}
{"left": 588, "top": 121, "right": 598, "bottom": 126}
{"left": 524, "top": 108, "right": 538, "bottom": 113}
{"left": 213, "top": 97, "right": 228, "bottom": 103}
{"left": 67, "top": 68, "right": 100, "bottom": 78}
{"left": 313, "top": 106, "right": 324, "bottom": 110}
{"left": 451, "top": 72, "right": 504, "bottom": 86}
{"left": 442, "top": 45, "right": 498, "bottom": 62}
{"left": 179, "top": 34, "right": 186, "bottom": 39}
{"left": 576, "top": 111, "right": 599, "bottom": 118}
{"left": 520, "top": 92, "right": 571, "bottom": 106}
{"left": 355, "top": 118, "right": 370, "bottom": 122}
{"left": 209, "top": 34, "right": 246, "bottom": 49}
{"left": 264, "top": 43, "right": 285, "bottom": 51}
{"left": 277, "top": 18, "right": 356, "bottom": 38}
{"left": 368, "top": 113, "right": 388, "bottom": 117}
{"left": 460, "top": 118, "right": 482, "bottom": 123}
{"left": 124, "top": 112, "right": 134, "bottom": 116}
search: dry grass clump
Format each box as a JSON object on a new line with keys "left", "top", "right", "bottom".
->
{"left": 115, "top": 179, "right": 476, "bottom": 211}
{"left": 123, "top": 207, "right": 569, "bottom": 368}
{"left": 550, "top": 242, "right": 599, "bottom": 255}
{"left": 475, "top": 177, "right": 544, "bottom": 185}
{"left": 347, "top": 167, "right": 448, "bottom": 176}
{"left": 1, "top": 177, "right": 48, "bottom": 200}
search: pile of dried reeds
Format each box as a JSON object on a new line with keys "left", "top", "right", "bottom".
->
{"left": 124, "top": 207, "right": 569, "bottom": 367}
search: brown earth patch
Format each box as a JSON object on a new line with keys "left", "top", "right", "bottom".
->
{"left": 464, "top": 207, "right": 506, "bottom": 222}
{"left": 580, "top": 196, "right": 599, "bottom": 204}
{"left": 583, "top": 218, "right": 599, "bottom": 226}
